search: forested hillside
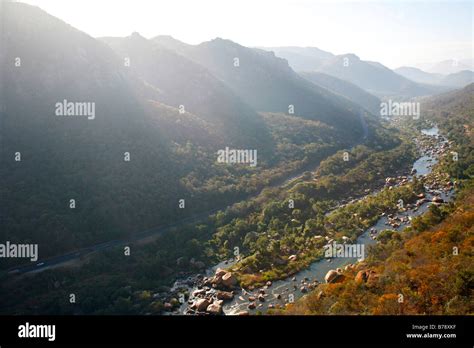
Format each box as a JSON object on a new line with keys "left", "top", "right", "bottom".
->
{"left": 173, "top": 38, "right": 365, "bottom": 140}
{"left": 299, "top": 71, "right": 381, "bottom": 115}
{"left": 1, "top": 2, "right": 470, "bottom": 319}
{"left": 0, "top": 2, "right": 370, "bottom": 266}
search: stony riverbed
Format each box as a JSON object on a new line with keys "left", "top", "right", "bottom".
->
{"left": 164, "top": 126, "right": 455, "bottom": 315}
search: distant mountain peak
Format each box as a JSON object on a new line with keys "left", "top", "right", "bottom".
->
{"left": 151, "top": 35, "right": 192, "bottom": 54}
{"left": 129, "top": 32, "right": 148, "bottom": 42}
{"left": 338, "top": 53, "right": 360, "bottom": 61}
{"left": 203, "top": 37, "right": 242, "bottom": 48}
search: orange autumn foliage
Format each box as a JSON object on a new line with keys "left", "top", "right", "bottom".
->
{"left": 283, "top": 186, "right": 474, "bottom": 315}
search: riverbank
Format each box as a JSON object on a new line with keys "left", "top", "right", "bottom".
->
{"left": 170, "top": 125, "right": 455, "bottom": 315}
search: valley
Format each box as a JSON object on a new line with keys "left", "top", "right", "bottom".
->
{"left": 0, "top": 1, "right": 472, "bottom": 319}
{"left": 171, "top": 123, "right": 456, "bottom": 315}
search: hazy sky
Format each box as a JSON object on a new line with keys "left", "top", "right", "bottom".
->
{"left": 20, "top": 0, "right": 473, "bottom": 68}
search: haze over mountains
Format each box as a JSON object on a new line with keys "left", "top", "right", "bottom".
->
{"left": 151, "top": 37, "right": 366, "bottom": 134}
{"left": 298, "top": 71, "right": 381, "bottom": 115}
{"left": 259, "top": 47, "right": 460, "bottom": 100}
{"left": 1, "top": 2, "right": 369, "bottom": 260}
{"left": 2, "top": 1, "right": 471, "bottom": 264}
{"left": 100, "top": 33, "right": 273, "bottom": 151}
{"left": 395, "top": 66, "right": 474, "bottom": 88}
{"left": 258, "top": 46, "right": 335, "bottom": 72}
{"left": 416, "top": 59, "right": 474, "bottom": 75}
{"left": 2, "top": 2, "right": 194, "bottom": 255}
{"left": 1, "top": 1, "right": 473, "bottom": 322}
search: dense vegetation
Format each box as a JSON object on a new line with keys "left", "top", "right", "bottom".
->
{"left": 213, "top": 151, "right": 420, "bottom": 288}
{"left": 0, "top": 114, "right": 409, "bottom": 314}
{"left": 1, "top": 3, "right": 471, "bottom": 317}
{"left": 1, "top": 2, "right": 367, "bottom": 267}
{"left": 282, "top": 183, "right": 473, "bottom": 315}
{"left": 281, "top": 84, "right": 474, "bottom": 315}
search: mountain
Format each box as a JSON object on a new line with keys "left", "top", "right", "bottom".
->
{"left": 394, "top": 66, "right": 443, "bottom": 85}
{"left": 1, "top": 2, "right": 239, "bottom": 258}
{"left": 1, "top": 3, "right": 280, "bottom": 261}
{"left": 0, "top": 2, "right": 196, "bottom": 256}
{"left": 422, "top": 83, "right": 474, "bottom": 124}
{"left": 427, "top": 59, "right": 473, "bottom": 75}
{"left": 439, "top": 70, "right": 474, "bottom": 88}
{"left": 2, "top": 3, "right": 373, "bottom": 264}
{"left": 299, "top": 71, "right": 381, "bottom": 115}
{"left": 258, "top": 46, "right": 334, "bottom": 71}
{"left": 170, "top": 38, "right": 365, "bottom": 141}
{"left": 262, "top": 47, "right": 450, "bottom": 99}
{"left": 100, "top": 33, "right": 273, "bottom": 151}
{"left": 395, "top": 67, "right": 474, "bottom": 88}
{"left": 152, "top": 35, "right": 192, "bottom": 55}
{"left": 315, "top": 54, "right": 449, "bottom": 99}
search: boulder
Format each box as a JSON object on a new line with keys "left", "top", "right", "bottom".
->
{"left": 248, "top": 302, "right": 256, "bottom": 310}
{"left": 221, "top": 272, "right": 237, "bottom": 288}
{"left": 216, "top": 291, "right": 234, "bottom": 301}
{"left": 195, "top": 298, "right": 211, "bottom": 312}
{"left": 344, "top": 264, "right": 353, "bottom": 271}
{"left": 206, "top": 302, "right": 223, "bottom": 315}
{"left": 324, "top": 270, "right": 338, "bottom": 283}
{"left": 324, "top": 269, "right": 345, "bottom": 284}
{"left": 355, "top": 270, "right": 369, "bottom": 284}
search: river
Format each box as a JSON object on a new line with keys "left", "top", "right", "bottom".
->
{"left": 172, "top": 126, "right": 454, "bottom": 315}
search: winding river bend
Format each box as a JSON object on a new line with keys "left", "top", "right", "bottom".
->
{"left": 172, "top": 126, "right": 454, "bottom": 315}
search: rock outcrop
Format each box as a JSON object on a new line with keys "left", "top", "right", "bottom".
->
{"left": 324, "top": 269, "right": 345, "bottom": 284}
